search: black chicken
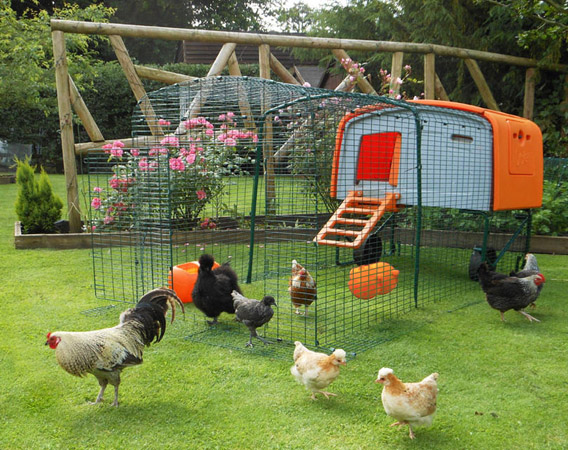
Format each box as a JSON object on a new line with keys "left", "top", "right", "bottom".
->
{"left": 477, "top": 262, "right": 545, "bottom": 322}
{"left": 192, "top": 254, "right": 242, "bottom": 325}
{"left": 231, "top": 290, "right": 277, "bottom": 347}
{"left": 509, "top": 253, "right": 543, "bottom": 308}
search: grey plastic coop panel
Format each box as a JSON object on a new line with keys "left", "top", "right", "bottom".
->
{"left": 333, "top": 106, "right": 494, "bottom": 211}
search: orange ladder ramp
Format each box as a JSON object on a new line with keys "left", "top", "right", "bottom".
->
{"left": 314, "top": 191, "right": 401, "bottom": 249}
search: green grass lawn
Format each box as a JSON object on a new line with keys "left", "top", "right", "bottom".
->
{"left": 1, "top": 175, "right": 567, "bottom": 449}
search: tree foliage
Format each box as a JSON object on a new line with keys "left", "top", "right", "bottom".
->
{"left": 0, "top": 1, "right": 115, "bottom": 167}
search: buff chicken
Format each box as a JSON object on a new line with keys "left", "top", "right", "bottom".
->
{"left": 290, "top": 341, "right": 346, "bottom": 400}
{"left": 45, "top": 288, "right": 183, "bottom": 406}
{"left": 375, "top": 368, "right": 439, "bottom": 440}
{"left": 289, "top": 260, "right": 317, "bottom": 316}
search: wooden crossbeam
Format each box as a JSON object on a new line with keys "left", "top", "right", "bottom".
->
{"left": 68, "top": 75, "right": 104, "bottom": 143}
{"left": 464, "top": 58, "right": 500, "bottom": 111}
{"left": 332, "top": 49, "right": 377, "bottom": 95}
{"left": 110, "top": 35, "right": 163, "bottom": 136}
{"left": 174, "top": 42, "right": 237, "bottom": 134}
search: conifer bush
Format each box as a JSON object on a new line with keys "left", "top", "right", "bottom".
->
{"left": 15, "top": 158, "right": 63, "bottom": 234}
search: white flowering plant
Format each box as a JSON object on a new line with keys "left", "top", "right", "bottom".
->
{"left": 88, "top": 112, "right": 257, "bottom": 231}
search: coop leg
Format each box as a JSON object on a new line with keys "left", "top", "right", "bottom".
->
{"left": 499, "top": 311, "right": 506, "bottom": 322}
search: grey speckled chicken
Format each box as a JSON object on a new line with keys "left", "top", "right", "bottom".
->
{"left": 231, "top": 290, "right": 277, "bottom": 347}
{"left": 46, "top": 288, "right": 183, "bottom": 406}
{"left": 478, "top": 262, "right": 545, "bottom": 322}
{"left": 510, "top": 253, "right": 543, "bottom": 308}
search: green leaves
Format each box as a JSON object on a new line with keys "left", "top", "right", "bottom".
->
{"left": 15, "top": 157, "right": 63, "bottom": 234}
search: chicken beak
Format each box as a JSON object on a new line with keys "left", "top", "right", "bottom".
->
{"left": 375, "top": 379, "right": 383, "bottom": 384}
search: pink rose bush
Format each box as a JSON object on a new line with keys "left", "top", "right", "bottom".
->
{"left": 89, "top": 112, "right": 257, "bottom": 230}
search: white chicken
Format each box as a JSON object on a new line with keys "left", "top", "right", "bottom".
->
{"left": 46, "top": 288, "right": 183, "bottom": 406}
{"left": 290, "top": 341, "right": 346, "bottom": 400}
{"left": 375, "top": 368, "right": 439, "bottom": 439}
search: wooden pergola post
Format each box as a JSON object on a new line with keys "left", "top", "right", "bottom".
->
{"left": 259, "top": 44, "right": 276, "bottom": 213}
{"left": 523, "top": 68, "right": 536, "bottom": 120}
{"left": 390, "top": 52, "right": 404, "bottom": 96}
{"left": 52, "top": 30, "right": 82, "bottom": 233}
{"left": 424, "top": 53, "right": 436, "bottom": 100}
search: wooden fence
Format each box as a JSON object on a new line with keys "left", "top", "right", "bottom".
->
{"left": 50, "top": 19, "right": 568, "bottom": 232}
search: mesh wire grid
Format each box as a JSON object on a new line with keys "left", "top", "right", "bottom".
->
{"left": 82, "top": 76, "right": 532, "bottom": 355}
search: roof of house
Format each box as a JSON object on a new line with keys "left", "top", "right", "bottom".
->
{"left": 174, "top": 34, "right": 338, "bottom": 89}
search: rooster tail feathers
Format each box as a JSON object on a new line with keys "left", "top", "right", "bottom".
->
{"left": 137, "top": 288, "right": 185, "bottom": 323}
{"left": 132, "top": 288, "right": 184, "bottom": 344}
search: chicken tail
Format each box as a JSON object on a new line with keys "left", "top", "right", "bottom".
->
{"left": 128, "top": 288, "right": 185, "bottom": 345}
{"left": 476, "top": 262, "right": 493, "bottom": 289}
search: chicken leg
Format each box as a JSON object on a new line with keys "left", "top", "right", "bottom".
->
{"left": 91, "top": 379, "right": 108, "bottom": 405}
{"left": 518, "top": 310, "right": 540, "bottom": 322}
{"left": 246, "top": 329, "right": 272, "bottom": 347}
{"left": 311, "top": 390, "right": 337, "bottom": 400}
{"left": 389, "top": 421, "right": 415, "bottom": 439}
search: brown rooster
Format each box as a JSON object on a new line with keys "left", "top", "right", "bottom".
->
{"left": 46, "top": 288, "right": 183, "bottom": 406}
{"left": 289, "top": 260, "right": 317, "bottom": 316}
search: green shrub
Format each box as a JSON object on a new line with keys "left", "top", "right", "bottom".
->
{"left": 15, "top": 158, "right": 63, "bottom": 234}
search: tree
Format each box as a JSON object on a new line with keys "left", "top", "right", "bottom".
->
{"left": 103, "top": 0, "right": 276, "bottom": 64}
{"left": 479, "top": 0, "right": 568, "bottom": 64}
{"left": 276, "top": 1, "right": 315, "bottom": 33}
{"left": 0, "top": 1, "right": 114, "bottom": 167}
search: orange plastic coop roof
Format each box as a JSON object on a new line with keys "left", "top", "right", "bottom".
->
{"left": 411, "top": 100, "right": 543, "bottom": 211}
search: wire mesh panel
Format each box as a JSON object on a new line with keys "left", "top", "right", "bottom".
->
{"left": 83, "top": 76, "right": 534, "bottom": 354}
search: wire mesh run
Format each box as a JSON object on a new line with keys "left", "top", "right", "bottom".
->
{"left": 82, "top": 76, "right": 533, "bottom": 354}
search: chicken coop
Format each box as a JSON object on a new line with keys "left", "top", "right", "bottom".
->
{"left": 84, "top": 76, "right": 543, "bottom": 354}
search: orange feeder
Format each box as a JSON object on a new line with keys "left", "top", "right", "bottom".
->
{"left": 168, "top": 260, "right": 220, "bottom": 303}
{"left": 348, "top": 262, "right": 399, "bottom": 299}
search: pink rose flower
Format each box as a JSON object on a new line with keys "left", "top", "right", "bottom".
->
{"left": 169, "top": 157, "right": 185, "bottom": 171}
{"left": 158, "top": 118, "right": 171, "bottom": 126}
{"left": 130, "top": 149, "right": 140, "bottom": 157}
{"left": 160, "top": 136, "right": 179, "bottom": 147}
{"left": 139, "top": 157, "right": 150, "bottom": 171}
{"left": 91, "top": 197, "right": 102, "bottom": 209}
{"left": 186, "top": 153, "right": 196, "bottom": 165}
{"left": 93, "top": 187, "right": 103, "bottom": 193}
{"left": 196, "top": 190, "right": 207, "bottom": 200}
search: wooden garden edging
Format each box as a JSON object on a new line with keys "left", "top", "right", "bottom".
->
{"left": 15, "top": 220, "right": 568, "bottom": 254}
{"left": 50, "top": 19, "right": 568, "bottom": 233}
